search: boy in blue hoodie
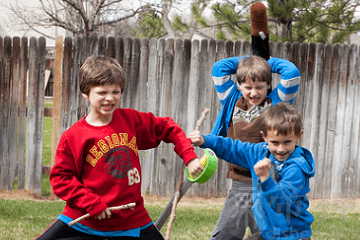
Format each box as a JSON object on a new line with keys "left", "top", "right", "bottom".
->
{"left": 190, "top": 102, "right": 315, "bottom": 240}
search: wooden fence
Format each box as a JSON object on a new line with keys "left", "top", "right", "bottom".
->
{"left": 0, "top": 36, "right": 359, "bottom": 199}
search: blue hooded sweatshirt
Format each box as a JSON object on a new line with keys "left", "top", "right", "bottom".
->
{"left": 201, "top": 135, "right": 315, "bottom": 240}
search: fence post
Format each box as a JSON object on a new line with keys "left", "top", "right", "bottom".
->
{"left": 50, "top": 36, "right": 64, "bottom": 200}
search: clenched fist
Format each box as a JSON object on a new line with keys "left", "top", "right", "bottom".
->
{"left": 254, "top": 158, "right": 271, "bottom": 182}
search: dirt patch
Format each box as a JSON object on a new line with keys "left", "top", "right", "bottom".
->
{"left": 0, "top": 190, "right": 56, "bottom": 202}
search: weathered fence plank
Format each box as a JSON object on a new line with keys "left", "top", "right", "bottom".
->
{"left": 17, "top": 37, "right": 28, "bottom": 190}
{"left": 145, "top": 38, "right": 161, "bottom": 195}
{"left": 0, "top": 37, "right": 3, "bottom": 184}
{"left": 9, "top": 37, "right": 21, "bottom": 189}
{"left": 50, "top": 37, "right": 64, "bottom": 200}
{"left": 331, "top": 44, "right": 350, "bottom": 198}
{"left": 139, "top": 38, "right": 150, "bottom": 195}
{"left": 121, "top": 37, "right": 133, "bottom": 109}
{"left": 354, "top": 48, "right": 360, "bottom": 198}
{"left": 129, "top": 38, "right": 141, "bottom": 110}
{"left": 25, "top": 37, "right": 46, "bottom": 196}
{"left": 323, "top": 44, "right": 341, "bottom": 199}
{"left": 1, "top": 36, "right": 12, "bottom": 190}
{"left": 61, "top": 37, "right": 73, "bottom": 134}
{"left": 341, "top": 44, "right": 358, "bottom": 198}
{"left": 314, "top": 43, "right": 333, "bottom": 199}
{"left": 158, "top": 38, "right": 175, "bottom": 197}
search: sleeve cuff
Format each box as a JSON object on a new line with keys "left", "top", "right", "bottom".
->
{"left": 181, "top": 149, "right": 198, "bottom": 165}
{"left": 87, "top": 200, "right": 108, "bottom": 217}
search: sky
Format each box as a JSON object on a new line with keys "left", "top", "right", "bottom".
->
{"left": 0, "top": 0, "right": 64, "bottom": 46}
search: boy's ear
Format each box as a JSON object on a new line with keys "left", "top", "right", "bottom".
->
{"left": 296, "top": 130, "right": 304, "bottom": 141}
{"left": 260, "top": 131, "right": 267, "bottom": 142}
{"left": 82, "top": 93, "right": 89, "bottom": 99}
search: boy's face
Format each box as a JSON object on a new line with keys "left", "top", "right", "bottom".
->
{"left": 261, "top": 129, "right": 303, "bottom": 162}
{"left": 238, "top": 79, "right": 270, "bottom": 107}
{"left": 82, "top": 84, "right": 121, "bottom": 121}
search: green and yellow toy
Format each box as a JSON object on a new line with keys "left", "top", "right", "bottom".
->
{"left": 186, "top": 148, "right": 218, "bottom": 183}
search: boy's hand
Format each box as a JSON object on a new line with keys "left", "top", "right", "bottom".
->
{"left": 96, "top": 208, "right": 112, "bottom": 220}
{"left": 189, "top": 130, "right": 205, "bottom": 146}
{"left": 187, "top": 158, "right": 204, "bottom": 178}
{"left": 254, "top": 158, "right": 271, "bottom": 182}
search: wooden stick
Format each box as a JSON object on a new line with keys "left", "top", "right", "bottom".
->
{"left": 68, "top": 202, "right": 136, "bottom": 227}
{"left": 165, "top": 108, "right": 210, "bottom": 240}
{"left": 195, "top": 108, "right": 210, "bottom": 131}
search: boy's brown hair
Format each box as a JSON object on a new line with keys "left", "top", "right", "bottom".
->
{"left": 79, "top": 55, "right": 125, "bottom": 95}
{"left": 260, "top": 102, "right": 303, "bottom": 137}
{"left": 236, "top": 55, "right": 272, "bottom": 86}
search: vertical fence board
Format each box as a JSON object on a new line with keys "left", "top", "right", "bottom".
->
{"left": 234, "top": 40, "right": 242, "bottom": 56}
{"left": 98, "top": 36, "right": 107, "bottom": 56}
{"left": 9, "top": 37, "right": 21, "bottom": 189}
{"left": 187, "top": 40, "right": 201, "bottom": 197}
{"left": 69, "top": 37, "right": 82, "bottom": 128}
{"left": 121, "top": 38, "right": 133, "bottom": 109}
{"left": 17, "top": 37, "right": 28, "bottom": 189}
{"left": 108, "top": 37, "right": 115, "bottom": 58}
{"left": 25, "top": 37, "right": 38, "bottom": 193}
{"left": 146, "top": 38, "right": 160, "bottom": 195}
{"left": 137, "top": 38, "right": 149, "bottom": 194}
{"left": 341, "top": 44, "right": 357, "bottom": 198}
{"left": 1, "top": 36, "right": 12, "bottom": 190}
{"left": 115, "top": 38, "right": 124, "bottom": 68}
{"left": 61, "top": 37, "right": 73, "bottom": 133}
{"left": 323, "top": 44, "right": 341, "bottom": 199}
{"left": 354, "top": 48, "right": 360, "bottom": 198}
{"left": 50, "top": 37, "right": 64, "bottom": 200}
{"left": 309, "top": 43, "right": 325, "bottom": 198}
{"left": 302, "top": 43, "right": 316, "bottom": 149}
{"left": 129, "top": 38, "right": 141, "bottom": 110}
{"left": 314, "top": 43, "right": 332, "bottom": 199}
{"left": 0, "top": 37, "right": 3, "bottom": 183}
{"left": 34, "top": 37, "right": 46, "bottom": 196}
{"left": 284, "top": 41, "right": 292, "bottom": 61}
{"left": 240, "top": 40, "right": 251, "bottom": 56}
{"left": 158, "top": 39, "right": 175, "bottom": 197}
{"left": 331, "top": 44, "right": 349, "bottom": 198}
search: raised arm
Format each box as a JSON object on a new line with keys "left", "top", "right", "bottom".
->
{"left": 212, "top": 56, "right": 247, "bottom": 105}
{"left": 267, "top": 57, "right": 301, "bottom": 104}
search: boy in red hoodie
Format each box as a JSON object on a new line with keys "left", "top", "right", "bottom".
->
{"left": 35, "top": 55, "right": 203, "bottom": 240}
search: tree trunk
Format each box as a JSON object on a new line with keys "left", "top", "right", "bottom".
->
{"left": 275, "top": 0, "right": 292, "bottom": 39}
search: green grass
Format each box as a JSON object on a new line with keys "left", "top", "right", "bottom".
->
{"left": 42, "top": 116, "right": 53, "bottom": 166}
{"left": 0, "top": 197, "right": 359, "bottom": 240}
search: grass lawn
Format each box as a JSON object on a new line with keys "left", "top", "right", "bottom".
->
{"left": 0, "top": 192, "right": 360, "bottom": 240}
{"left": 5, "top": 108, "right": 360, "bottom": 239}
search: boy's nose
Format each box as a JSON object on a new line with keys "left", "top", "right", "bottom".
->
{"left": 105, "top": 94, "right": 114, "bottom": 100}
{"left": 251, "top": 89, "right": 258, "bottom": 96}
{"left": 278, "top": 145, "right": 286, "bottom": 153}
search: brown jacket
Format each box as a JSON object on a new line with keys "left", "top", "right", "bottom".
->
{"left": 226, "top": 97, "right": 271, "bottom": 184}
